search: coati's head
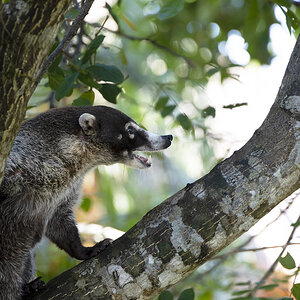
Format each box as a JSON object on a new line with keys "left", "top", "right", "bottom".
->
{"left": 78, "top": 106, "right": 173, "bottom": 169}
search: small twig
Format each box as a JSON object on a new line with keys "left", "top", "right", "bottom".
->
{"left": 49, "top": 91, "right": 56, "bottom": 109}
{"left": 96, "top": 15, "right": 109, "bottom": 36}
{"left": 214, "top": 243, "right": 300, "bottom": 260}
{"left": 248, "top": 214, "right": 300, "bottom": 297}
{"left": 101, "top": 26, "right": 196, "bottom": 67}
{"left": 289, "top": 265, "right": 299, "bottom": 297}
{"left": 196, "top": 198, "right": 298, "bottom": 282}
{"left": 34, "top": 0, "right": 95, "bottom": 87}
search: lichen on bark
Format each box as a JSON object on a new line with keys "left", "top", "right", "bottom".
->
{"left": 0, "top": 0, "right": 72, "bottom": 183}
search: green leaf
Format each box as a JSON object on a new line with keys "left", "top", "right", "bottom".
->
{"left": 158, "top": 290, "right": 173, "bottom": 300}
{"left": 65, "top": 7, "right": 80, "bottom": 19}
{"left": 178, "top": 288, "right": 194, "bottom": 300}
{"left": 287, "top": 9, "right": 300, "bottom": 30}
{"left": 177, "top": 113, "right": 193, "bottom": 130}
{"left": 72, "top": 90, "right": 94, "bottom": 106}
{"left": 85, "top": 64, "right": 124, "bottom": 84}
{"left": 197, "top": 291, "right": 213, "bottom": 300}
{"left": 78, "top": 72, "right": 102, "bottom": 90}
{"left": 160, "top": 105, "right": 176, "bottom": 117}
{"left": 81, "top": 90, "right": 95, "bottom": 104}
{"left": 155, "top": 97, "right": 169, "bottom": 111}
{"left": 279, "top": 252, "right": 296, "bottom": 269}
{"left": 81, "top": 35, "right": 105, "bottom": 65}
{"left": 158, "top": 0, "right": 185, "bottom": 20}
{"left": 229, "top": 297, "right": 257, "bottom": 300}
{"left": 292, "top": 283, "right": 300, "bottom": 300}
{"left": 232, "top": 289, "right": 251, "bottom": 296}
{"left": 223, "top": 102, "right": 248, "bottom": 109}
{"left": 99, "top": 84, "right": 122, "bottom": 104}
{"left": 48, "top": 70, "right": 65, "bottom": 91}
{"left": 72, "top": 98, "right": 93, "bottom": 106}
{"left": 281, "top": 7, "right": 292, "bottom": 34}
{"left": 292, "top": 220, "right": 300, "bottom": 227}
{"left": 202, "top": 106, "right": 216, "bottom": 118}
{"left": 26, "top": 105, "right": 36, "bottom": 111}
{"left": 55, "top": 72, "right": 79, "bottom": 100}
{"left": 259, "top": 284, "right": 278, "bottom": 290}
{"left": 271, "top": 0, "right": 292, "bottom": 7}
{"left": 105, "top": 3, "right": 120, "bottom": 27}
{"left": 206, "top": 67, "right": 219, "bottom": 77}
{"left": 80, "top": 197, "right": 92, "bottom": 212}
{"left": 235, "top": 281, "right": 251, "bottom": 286}
{"left": 48, "top": 55, "right": 62, "bottom": 73}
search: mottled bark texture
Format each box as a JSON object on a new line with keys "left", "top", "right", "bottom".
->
{"left": 0, "top": 0, "right": 72, "bottom": 182}
{"left": 33, "top": 38, "right": 300, "bottom": 299}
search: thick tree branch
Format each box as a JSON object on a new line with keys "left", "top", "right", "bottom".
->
{"left": 32, "top": 36, "right": 300, "bottom": 299}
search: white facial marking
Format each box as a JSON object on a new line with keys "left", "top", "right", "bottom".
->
{"left": 117, "top": 134, "right": 123, "bottom": 140}
{"left": 128, "top": 122, "right": 140, "bottom": 131}
{"left": 125, "top": 122, "right": 137, "bottom": 139}
{"left": 125, "top": 121, "right": 170, "bottom": 151}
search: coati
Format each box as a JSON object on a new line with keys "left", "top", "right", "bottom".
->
{"left": 0, "top": 105, "right": 173, "bottom": 300}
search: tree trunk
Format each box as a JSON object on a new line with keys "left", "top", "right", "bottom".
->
{"left": 0, "top": 0, "right": 72, "bottom": 182}
{"left": 32, "top": 37, "right": 300, "bottom": 299}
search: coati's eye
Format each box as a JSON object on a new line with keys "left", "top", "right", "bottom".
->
{"left": 127, "top": 126, "right": 134, "bottom": 134}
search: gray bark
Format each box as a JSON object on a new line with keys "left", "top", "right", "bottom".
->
{"left": 0, "top": 1, "right": 299, "bottom": 299}
{"left": 32, "top": 37, "right": 300, "bottom": 299}
{"left": 0, "top": 0, "right": 72, "bottom": 182}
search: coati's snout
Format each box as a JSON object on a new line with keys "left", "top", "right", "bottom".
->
{"left": 78, "top": 108, "right": 173, "bottom": 169}
{"left": 158, "top": 134, "right": 173, "bottom": 149}
{"left": 119, "top": 121, "right": 173, "bottom": 169}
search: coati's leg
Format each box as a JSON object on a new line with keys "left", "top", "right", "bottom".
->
{"left": 0, "top": 257, "right": 28, "bottom": 300}
{"left": 45, "top": 201, "right": 111, "bottom": 260}
{"left": 23, "top": 249, "right": 36, "bottom": 283}
{"left": 21, "top": 249, "right": 45, "bottom": 299}
{"left": 0, "top": 217, "right": 44, "bottom": 299}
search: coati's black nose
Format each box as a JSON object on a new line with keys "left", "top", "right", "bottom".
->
{"left": 162, "top": 135, "right": 173, "bottom": 142}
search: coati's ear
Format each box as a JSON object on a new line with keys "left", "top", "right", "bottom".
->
{"left": 79, "top": 113, "right": 97, "bottom": 135}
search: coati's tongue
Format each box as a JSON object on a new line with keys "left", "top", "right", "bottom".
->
{"left": 134, "top": 153, "right": 152, "bottom": 167}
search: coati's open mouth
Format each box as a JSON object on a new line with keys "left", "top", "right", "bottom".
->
{"left": 124, "top": 134, "right": 173, "bottom": 169}
{"left": 132, "top": 152, "right": 152, "bottom": 168}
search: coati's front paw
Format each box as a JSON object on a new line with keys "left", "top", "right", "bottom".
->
{"left": 82, "top": 238, "right": 113, "bottom": 260}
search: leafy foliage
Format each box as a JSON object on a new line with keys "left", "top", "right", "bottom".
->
{"left": 292, "top": 283, "right": 300, "bottom": 300}
{"left": 279, "top": 252, "right": 296, "bottom": 270}
{"left": 46, "top": 33, "right": 123, "bottom": 104}
{"left": 38, "top": 0, "right": 300, "bottom": 133}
